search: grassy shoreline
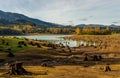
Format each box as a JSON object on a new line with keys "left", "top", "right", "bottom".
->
{"left": 64, "top": 34, "right": 120, "bottom": 52}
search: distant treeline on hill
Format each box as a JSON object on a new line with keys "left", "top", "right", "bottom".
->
{"left": 0, "top": 24, "right": 120, "bottom": 35}
{"left": 0, "top": 18, "right": 120, "bottom": 35}
{"left": 75, "top": 26, "right": 112, "bottom": 35}
{"left": 0, "top": 28, "right": 22, "bottom": 35}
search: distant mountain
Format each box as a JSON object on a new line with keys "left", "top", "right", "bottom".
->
{"left": 109, "top": 24, "right": 118, "bottom": 28}
{"left": 0, "top": 10, "right": 62, "bottom": 27}
{"left": 76, "top": 24, "right": 118, "bottom": 28}
{"left": 76, "top": 24, "right": 86, "bottom": 27}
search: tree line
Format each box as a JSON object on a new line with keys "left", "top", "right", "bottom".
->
{"left": 75, "top": 26, "right": 112, "bottom": 35}
{"left": 0, "top": 25, "right": 120, "bottom": 35}
{"left": 0, "top": 25, "right": 75, "bottom": 35}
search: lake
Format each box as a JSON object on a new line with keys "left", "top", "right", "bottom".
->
{"left": 16, "top": 35, "right": 97, "bottom": 47}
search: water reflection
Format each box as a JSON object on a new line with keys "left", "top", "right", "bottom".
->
{"left": 16, "top": 35, "right": 97, "bottom": 47}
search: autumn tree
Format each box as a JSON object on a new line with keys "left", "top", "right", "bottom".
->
{"left": 75, "top": 27, "right": 81, "bottom": 35}
{"left": 105, "top": 26, "right": 110, "bottom": 31}
{"left": 94, "top": 26, "right": 101, "bottom": 35}
{"left": 13, "top": 25, "right": 21, "bottom": 31}
{"left": 104, "top": 26, "right": 111, "bottom": 34}
{"left": 82, "top": 26, "right": 93, "bottom": 35}
{"left": 23, "top": 25, "right": 33, "bottom": 34}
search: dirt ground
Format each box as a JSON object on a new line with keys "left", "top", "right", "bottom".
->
{"left": 0, "top": 65, "right": 120, "bottom": 78}
{"left": 0, "top": 47, "right": 120, "bottom": 78}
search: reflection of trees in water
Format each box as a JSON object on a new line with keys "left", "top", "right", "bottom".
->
{"left": 76, "top": 40, "right": 97, "bottom": 47}
{"left": 39, "top": 38, "right": 99, "bottom": 48}
{"left": 44, "top": 39, "right": 98, "bottom": 48}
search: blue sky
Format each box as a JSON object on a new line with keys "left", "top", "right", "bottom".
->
{"left": 0, "top": 0, "right": 120, "bottom": 25}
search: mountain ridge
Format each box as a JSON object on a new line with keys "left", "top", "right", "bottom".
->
{"left": 0, "top": 10, "right": 119, "bottom": 28}
{"left": 0, "top": 10, "right": 62, "bottom": 27}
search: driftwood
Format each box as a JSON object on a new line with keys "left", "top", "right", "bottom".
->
{"left": 7, "top": 62, "right": 31, "bottom": 75}
{"left": 83, "top": 54, "right": 103, "bottom": 61}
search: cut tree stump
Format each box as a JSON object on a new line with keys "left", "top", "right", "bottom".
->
{"left": 105, "top": 64, "right": 111, "bottom": 72}
{"left": 7, "top": 52, "right": 15, "bottom": 57}
{"left": 7, "top": 62, "right": 32, "bottom": 75}
{"left": 84, "top": 54, "right": 88, "bottom": 61}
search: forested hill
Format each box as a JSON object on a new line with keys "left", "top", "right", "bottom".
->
{"left": 0, "top": 18, "right": 36, "bottom": 26}
{"left": 0, "top": 10, "right": 62, "bottom": 27}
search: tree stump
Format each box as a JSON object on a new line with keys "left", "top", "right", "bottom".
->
{"left": 7, "top": 62, "right": 31, "bottom": 75}
{"left": 67, "top": 45, "right": 72, "bottom": 53}
{"left": 7, "top": 48, "right": 15, "bottom": 57}
{"left": 6, "top": 42, "right": 9, "bottom": 46}
{"left": 7, "top": 52, "right": 15, "bottom": 57}
{"left": 105, "top": 64, "right": 111, "bottom": 72}
{"left": 84, "top": 55, "right": 88, "bottom": 61}
{"left": 93, "top": 55, "right": 99, "bottom": 61}
{"left": 37, "top": 44, "right": 41, "bottom": 48}
{"left": 23, "top": 43, "right": 27, "bottom": 47}
{"left": 2, "top": 39, "right": 5, "bottom": 45}
{"left": 98, "top": 55, "right": 103, "bottom": 61}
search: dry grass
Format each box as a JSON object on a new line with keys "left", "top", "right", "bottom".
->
{"left": 65, "top": 35, "right": 120, "bottom": 52}
{"left": 0, "top": 65, "right": 120, "bottom": 78}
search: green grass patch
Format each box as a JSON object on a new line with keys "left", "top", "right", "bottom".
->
{"left": 0, "top": 37, "right": 32, "bottom": 52}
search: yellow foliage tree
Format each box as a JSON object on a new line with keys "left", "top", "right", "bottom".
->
{"left": 75, "top": 27, "right": 81, "bottom": 35}
{"left": 105, "top": 26, "right": 110, "bottom": 31}
{"left": 13, "top": 25, "right": 21, "bottom": 31}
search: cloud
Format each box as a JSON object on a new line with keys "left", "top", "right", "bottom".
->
{"left": 112, "top": 22, "right": 119, "bottom": 24}
{"left": 79, "top": 18, "right": 88, "bottom": 21}
{"left": 78, "top": 16, "right": 94, "bottom": 21}
{"left": 0, "top": 0, "right": 120, "bottom": 25}
{"left": 112, "top": 21, "right": 120, "bottom": 24}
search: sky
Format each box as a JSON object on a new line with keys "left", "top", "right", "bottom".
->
{"left": 0, "top": 0, "right": 120, "bottom": 25}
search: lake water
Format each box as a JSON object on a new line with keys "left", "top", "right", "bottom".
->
{"left": 16, "top": 35, "right": 96, "bottom": 47}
